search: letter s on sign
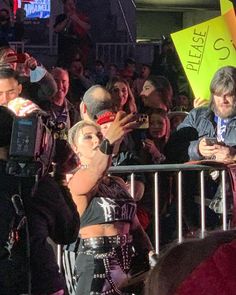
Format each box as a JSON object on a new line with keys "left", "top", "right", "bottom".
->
{"left": 213, "top": 38, "right": 230, "bottom": 60}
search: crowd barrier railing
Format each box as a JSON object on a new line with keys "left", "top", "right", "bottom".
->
{"left": 57, "top": 162, "right": 233, "bottom": 270}
{"left": 9, "top": 41, "right": 25, "bottom": 53}
{"left": 108, "top": 163, "right": 230, "bottom": 254}
{"left": 95, "top": 42, "right": 161, "bottom": 66}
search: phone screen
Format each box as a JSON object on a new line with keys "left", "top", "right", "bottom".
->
{"left": 7, "top": 53, "right": 26, "bottom": 63}
{"left": 136, "top": 114, "right": 149, "bottom": 129}
{"left": 16, "top": 53, "right": 26, "bottom": 63}
{"left": 205, "top": 137, "right": 217, "bottom": 146}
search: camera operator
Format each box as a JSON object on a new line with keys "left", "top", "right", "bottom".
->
{"left": 0, "top": 105, "right": 80, "bottom": 295}
{"left": 0, "top": 106, "right": 28, "bottom": 294}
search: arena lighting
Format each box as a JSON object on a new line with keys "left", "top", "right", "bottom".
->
{"left": 13, "top": 0, "right": 34, "bottom": 15}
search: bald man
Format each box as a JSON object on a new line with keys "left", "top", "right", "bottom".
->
{"left": 80, "top": 84, "right": 114, "bottom": 121}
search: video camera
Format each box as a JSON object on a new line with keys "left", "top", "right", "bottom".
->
{"left": 6, "top": 111, "right": 56, "bottom": 178}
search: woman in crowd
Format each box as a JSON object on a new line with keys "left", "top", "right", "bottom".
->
{"left": 140, "top": 75, "right": 173, "bottom": 112}
{"left": 136, "top": 109, "right": 172, "bottom": 244}
{"left": 141, "top": 108, "right": 170, "bottom": 164}
{"left": 106, "top": 77, "right": 137, "bottom": 113}
{"left": 67, "top": 119, "right": 154, "bottom": 295}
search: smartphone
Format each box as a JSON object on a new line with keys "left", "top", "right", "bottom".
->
{"left": 136, "top": 113, "right": 149, "bottom": 129}
{"left": 16, "top": 53, "right": 26, "bottom": 63}
{"left": 7, "top": 53, "right": 26, "bottom": 63}
{"left": 205, "top": 137, "right": 218, "bottom": 146}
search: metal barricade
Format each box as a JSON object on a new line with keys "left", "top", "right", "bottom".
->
{"left": 95, "top": 42, "right": 161, "bottom": 66}
{"left": 108, "top": 163, "right": 229, "bottom": 254}
{"left": 9, "top": 41, "right": 25, "bottom": 52}
{"left": 57, "top": 162, "right": 231, "bottom": 270}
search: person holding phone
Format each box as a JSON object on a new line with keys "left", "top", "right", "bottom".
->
{"left": 165, "top": 66, "right": 236, "bottom": 231}
{"left": 0, "top": 47, "right": 57, "bottom": 110}
{"left": 166, "top": 66, "right": 236, "bottom": 164}
{"left": 141, "top": 109, "right": 170, "bottom": 164}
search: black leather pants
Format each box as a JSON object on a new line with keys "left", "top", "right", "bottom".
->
{"left": 74, "top": 236, "right": 134, "bottom": 295}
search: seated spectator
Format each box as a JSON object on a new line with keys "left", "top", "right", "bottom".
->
{"left": 145, "top": 230, "right": 236, "bottom": 295}
{"left": 106, "top": 77, "right": 137, "bottom": 113}
{"left": 140, "top": 75, "right": 173, "bottom": 112}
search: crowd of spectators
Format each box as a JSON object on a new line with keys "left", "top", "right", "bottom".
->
{"left": 1, "top": 2, "right": 236, "bottom": 294}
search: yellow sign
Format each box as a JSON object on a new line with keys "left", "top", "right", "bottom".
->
{"left": 171, "top": 9, "right": 236, "bottom": 100}
{"left": 220, "top": 0, "right": 233, "bottom": 14}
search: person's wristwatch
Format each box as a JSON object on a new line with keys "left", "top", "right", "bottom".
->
{"left": 99, "top": 138, "right": 113, "bottom": 155}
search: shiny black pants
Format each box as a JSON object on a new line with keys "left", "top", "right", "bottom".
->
{"left": 74, "top": 243, "right": 134, "bottom": 295}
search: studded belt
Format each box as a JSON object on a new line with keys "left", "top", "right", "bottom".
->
{"left": 81, "top": 234, "right": 133, "bottom": 250}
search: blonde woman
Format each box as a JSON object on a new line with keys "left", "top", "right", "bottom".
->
{"left": 67, "top": 119, "right": 154, "bottom": 295}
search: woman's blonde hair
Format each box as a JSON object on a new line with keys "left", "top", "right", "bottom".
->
{"left": 68, "top": 120, "right": 101, "bottom": 151}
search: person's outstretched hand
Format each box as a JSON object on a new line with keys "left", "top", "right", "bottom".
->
{"left": 105, "top": 111, "right": 139, "bottom": 145}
